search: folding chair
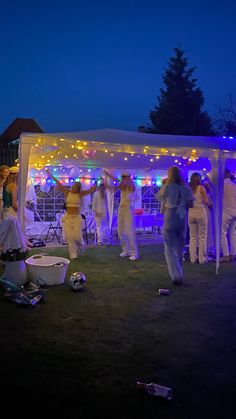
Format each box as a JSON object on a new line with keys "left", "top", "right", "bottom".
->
{"left": 44, "top": 212, "right": 63, "bottom": 244}
{"left": 45, "top": 221, "right": 62, "bottom": 244}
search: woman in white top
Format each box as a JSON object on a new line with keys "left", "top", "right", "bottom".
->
{"left": 46, "top": 169, "right": 96, "bottom": 259}
{"left": 92, "top": 183, "right": 110, "bottom": 245}
{"left": 158, "top": 166, "right": 193, "bottom": 285}
{"left": 188, "top": 172, "right": 209, "bottom": 264}
{"left": 104, "top": 171, "right": 138, "bottom": 261}
{"left": 0, "top": 166, "right": 10, "bottom": 221}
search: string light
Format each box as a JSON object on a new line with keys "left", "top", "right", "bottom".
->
{"left": 31, "top": 169, "right": 166, "bottom": 188}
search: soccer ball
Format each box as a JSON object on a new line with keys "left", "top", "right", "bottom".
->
{"left": 69, "top": 272, "right": 86, "bottom": 291}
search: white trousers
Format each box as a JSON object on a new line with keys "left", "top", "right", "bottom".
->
{"left": 188, "top": 207, "right": 208, "bottom": 264}
{"left": 118, "top": 206, "right": 138, "bottom": 257}
{"left": 221, "top": 210, "right": 236, "bottom": 257}
{"left": 94, "top": 212, "right": 110, "bottom": 244}
{"left": 61, "top": 213, "right": 85, "bottom": 259}
{"left": 163, "top": 208, "right": 185, "bottom": 282}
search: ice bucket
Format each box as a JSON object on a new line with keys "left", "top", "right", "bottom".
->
{"left": 25, "top": 254, "right": 70, "bottom": 286}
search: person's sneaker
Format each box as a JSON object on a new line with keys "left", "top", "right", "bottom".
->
{"left": 219, "top": 255, "right": 230, "bottom": 263}
{"left": 97, "top": 242, "right": 103, "bottom": 246}
{"left": 119, "top": 251, "right": 129, "bottom": 258}
{"left": 129, "top": 255, "right": 139, "bottom": 261}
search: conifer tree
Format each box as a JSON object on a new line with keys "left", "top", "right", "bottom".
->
{"left": 147, "top": 47, "right": 214, "bottom": 135}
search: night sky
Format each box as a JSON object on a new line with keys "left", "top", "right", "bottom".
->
{"left": 1, "top": 0, "right": 235, "bottom": 134}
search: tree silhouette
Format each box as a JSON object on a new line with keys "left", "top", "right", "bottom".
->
{"left": 146, "top": 47, "right": 214, "bottom": 136}
{"left": 213, "top": 95, "right": 236, "bottom": 136}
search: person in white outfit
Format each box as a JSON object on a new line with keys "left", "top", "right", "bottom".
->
{"left": 104, "top": 170, "right": 139, "bottom": 261}
{"left": 158, "top": 166, "right": 193, "bottom": 285}
{"left": 46, "top": 169, "right": 96, "bottom": 260}
{"left": 188, "top": 173, "right": 209, "bottom": 264}
{"left": 92, "top": 183, "right": 110, "bottom": 245}
{"left": 220, "top": 168, "right": 236, "bottom": 262}
{"left": 0, "top": 166, "right": 9, "bottom": 221}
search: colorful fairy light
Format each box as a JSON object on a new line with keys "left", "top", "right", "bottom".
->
{"left": 31, "top": 169, "right": 166, "bottom": 188}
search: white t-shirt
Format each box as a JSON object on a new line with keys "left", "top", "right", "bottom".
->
{"left": 92, "top": 190, "right": 108, "bottom": 214}
{"left": 223, "top": 178, "right": 236, "bottom": 214}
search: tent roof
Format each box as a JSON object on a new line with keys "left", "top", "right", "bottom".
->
{"left": 20, "top": 128, "right": 236, "bottom": 172}
{"left": 20, "top": 128, "right": 236, "bottom": 152}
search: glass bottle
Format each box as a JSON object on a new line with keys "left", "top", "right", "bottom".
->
{"left": 136, "top": 381, "right": 172, "bottom": 400}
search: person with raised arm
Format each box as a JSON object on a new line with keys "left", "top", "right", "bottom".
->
{"left": 46, "top": 168, "right": 96, "bottom": 260}
{"left": 104, "top": 170, "right": 138, "bottom": 261}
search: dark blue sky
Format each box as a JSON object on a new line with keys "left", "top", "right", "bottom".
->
{"left": 0, "top": 0, "right": 235, "bottom": 134}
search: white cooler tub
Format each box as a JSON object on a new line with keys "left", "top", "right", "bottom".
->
{"left": 25, "top": 255, "right": 70, "bottom": 286}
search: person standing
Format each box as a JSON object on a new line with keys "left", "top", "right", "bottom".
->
{"left": 92, "top": 182, "right": 110, "bottom": 245}
{"left": 104, "top": 171, "right": 139, "bottom": 261}
{"left": 220, "top": 168, "right": 236, "bottom": 262}
{"left": 158, "top": 166, "right": 193, "bottom": 285}
{"left": 188, "top": 173, "right": 209, "bottom": 264}
{"left": 2, "top": 166, "right": 19, "bottom": 219}
{"left": 202, "top": 176, "right": 215, "bottom": 258}
{"left": 0, "top": 166, "right": 9, "bottom": 221}
{"left": 46, "top": 169, "right": 96, "bottom": 259}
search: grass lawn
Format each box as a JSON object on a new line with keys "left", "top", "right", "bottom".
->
{"left": 0, "top": 243, "right": 236, "bottom": 419}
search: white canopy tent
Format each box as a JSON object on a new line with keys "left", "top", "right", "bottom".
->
{"left": 18, "top": 128, "right": 236, "bottom": 273}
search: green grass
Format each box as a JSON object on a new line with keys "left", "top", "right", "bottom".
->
{"left": 1, "top": 243, "right": 236, "bottom": 419}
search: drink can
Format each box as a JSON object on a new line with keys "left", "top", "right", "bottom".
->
{"left": 158, "top": 288, "right": 170, "bottom": 296}
{"left": 30, "top": 294, "right": 43, "bottom": 306}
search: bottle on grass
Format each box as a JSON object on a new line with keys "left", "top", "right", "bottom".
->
{"left": 136, "top": 381, "right": 172, "bottom": 400}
